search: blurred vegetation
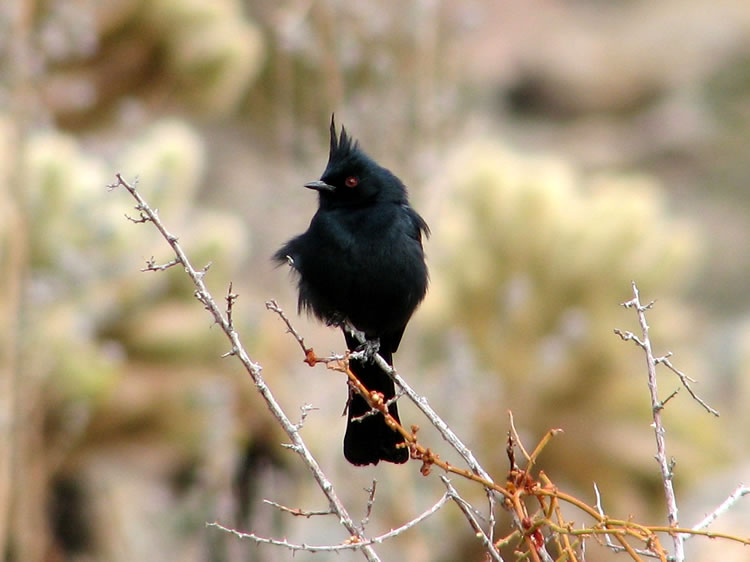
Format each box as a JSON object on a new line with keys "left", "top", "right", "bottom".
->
{"left": 1, "top": 1, "right": 749, "bottom": 561}
{"left": 418, "top": 143, "right": 725, "bottom": 558}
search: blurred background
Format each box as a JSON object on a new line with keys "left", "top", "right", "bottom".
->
{"left": 1, "top": 1, "right": 749, "bottom": 560}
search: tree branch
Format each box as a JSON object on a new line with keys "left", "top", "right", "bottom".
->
{"left": 615, "top": 281, "right": 684, "bottom": 561}
{"left": 108, "top": 176, "right": 750, "bottom": 561}
{"left": 206, "top": 491, "right": 451, "bottom": 552}
{"left": 107, "top": 173, "right": 381, "bottom": 562}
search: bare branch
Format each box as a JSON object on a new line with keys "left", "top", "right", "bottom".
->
{"left": 207, "top": 491, "right": 451, "bottom": 552}
{"left": 293, "top": 403, "right": 318, "bottom": 431}
{"left": 655, "top": 354, "right": 719, "bottom": 416}
{"left": 617, "top": 281, "right": 684, "bottom": 561}
{"left": 345, "top": 327, "right": 496, "bottom": 484}
{"left": 225, "top": 282, "right": 238, "bottom": 330}
{"left": 687, "top": 484, "right": 750, "bottom": 537}
{"left": 263, "top": 500, "right": 334, "bottom": 518}
{"left": 141, "top": 256, "right": 182, "bottom": 272}
{"left": 108, "top": 173, "right": 381, "bottom": 562}
{"left": 593, "top": 484, "right": 663, "bottom": 560}
{"left": 359, "top": 480, "right": 377, "bottom": 532}
{"left": 442, "top": 477, "right": 505, "bottom": 561}
{"left": 266, "top": 299, "right": 320, "bottom": 366}
{"left": 109, "top": 175, "right": 749, "bottom": 560}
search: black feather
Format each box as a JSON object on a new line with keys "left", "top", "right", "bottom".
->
{"left": 274, "top": 116, "right": 428, "bottom": 466}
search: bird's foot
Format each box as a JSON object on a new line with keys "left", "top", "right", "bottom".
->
{"left": 344, "top": 323, "right": 380, "bottom": 362}
{"left": 358, "top": 337, "right": 380, "bottom": 362}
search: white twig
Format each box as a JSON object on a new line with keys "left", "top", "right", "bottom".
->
{"left": 346, "top": 329, "right": 493, "bottom": 482}
{"left": 655, "top": 353, "right": 719, "bottom": 416}
{"left": 687, "top": 484, "right": 750, "bottom": 538}
{"left": 616, "top": 281, "right": 684, "bottom": 562}
{"left": 263, "top": 500, "right": 333, "bottom": 518}
{"left": 441, "top": 477, "right": 505, "bottom": 562}
{"left": 207, "top": 491, "right": 451, "bottom": 552}
{"left": 293, "top": 403, "right": 318, "bottom": 430}
{"left": 359, "top": 480, "right": 378, "bottom": 532}
{"left": 345, "top": 326, "right": 543, "bottom": 557}
{"left": 141, "top": 256, "right": 181, "bottom": 272}
{"left": 614, "top": 297, "right": 717, "bottom": 417}
{"left": 108, "top": 174, "right": 380, "bottom": 562}
{"left": 593, "top": 484, "right": 662, "bottom": 560}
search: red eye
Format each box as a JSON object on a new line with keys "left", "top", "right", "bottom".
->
{"left": 345, "top": 176, "right": 358, "bottom": 187}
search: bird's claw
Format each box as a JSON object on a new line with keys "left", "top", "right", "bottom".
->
{"left": 344, "top": 324, "right": 381, "bottom": 362}
{"left": 358, "top": 338, "right": 380, "bottom": 362}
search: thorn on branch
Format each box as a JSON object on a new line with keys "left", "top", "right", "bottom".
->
{"left": 294, "top": 403, "right": 318, "bottom": 430}
{"left": 194, "top": 290, "right": 209, "bottom": 306}
{"left": 263, "top": 499, "right": 333, "bottom": 518}
{"left": 359, "top": 480, "right": 378, "bottom": 532}
{"left": 225, "top": 282, "right": 238, "bottom": 329}
{"left": 106, "top": 173, "right": 139, "bottom": 192}
{"left": 141, "top": 256, "right": 182, "bottom": 272}
{"left": 658, "top": 354, "right": 719, "bottom": 417}
{"left": 266, "top": 300, "right": 318, "bottom": 361}
{"left": 667, "top": 457, "right": 676, "bottom": 479}
{"left": 613, "top": 328, "right": 646, "bottom": 349}
{"left": 125, "top": 210, "right": 151, "bottom": 224}
{"left": 195, "top": 262, "right": 212, "bottom": 281}
{"left": 655, "top": 388, "right": 680, "bottom": 411}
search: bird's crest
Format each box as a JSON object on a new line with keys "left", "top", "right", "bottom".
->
{"left": 328, "top": 114, "right": 358, "bottom": 165}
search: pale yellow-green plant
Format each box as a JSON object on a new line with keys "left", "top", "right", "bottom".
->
{"left": 8, "top": 119, "right": 249, "bottom": 405}
{"left": 421, "top": 141, "right": 723, "bottom": 521}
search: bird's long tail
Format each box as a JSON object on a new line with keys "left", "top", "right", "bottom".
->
{"left": 342, "top": 333, "right": 409, "bottom": 466}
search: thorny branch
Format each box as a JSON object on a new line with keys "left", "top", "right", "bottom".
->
{"left": 617, "top": 283, "right": 684, "bottom": 559}
{"left": 262, "top": 500, "right": 333, "bottom": 518}
{"left": 107, "top": 174, "right": 382, "bottom": 562}
{"left": 686, "top": 484, "right": 750, "bottom": 538}
{"left": 614, "top": 282, "right": 737, "bottom": 562}
{"left": 441, "top": 476, "right": 504, "bottom": 562}
{"left": 110, "top": 176, "right": 750, "bottom": 561}
{"left": 359, "top": 480, "right": 378, "bottom": 533}
{"left": 206, "top": 492, "right": 452, "bottom": 553}
{"left": 268, "top": 297, "right": 750, "bottom": 560}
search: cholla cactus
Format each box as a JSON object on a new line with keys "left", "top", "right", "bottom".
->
{"left": 144, "top": 0, "right": 265, "bottom": 113}
{"left": 13, "top": 119, "right": 249, "bottom": 403}
{"left": 421, "top": 140, "right": 721, "bottom": 510}
{"left": 26, "top": 0, "right": 264, "bottom": 120}
{"left": 0, "top": 118, "right": 257, "bottom": 560}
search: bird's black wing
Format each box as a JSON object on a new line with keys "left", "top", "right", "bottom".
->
{"left": 402, "top": 204, "right": 430, "bottom": 244}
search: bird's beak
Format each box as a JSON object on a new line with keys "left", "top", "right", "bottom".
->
{"left": 304, "top": 180, "right": 335, "bottom": 192}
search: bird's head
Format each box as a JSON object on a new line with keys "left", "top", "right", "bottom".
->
{"left": 305, "top": 116, "right": 407, "bottom": 207}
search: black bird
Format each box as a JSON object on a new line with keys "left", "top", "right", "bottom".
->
{"left": 273, "top": 117, "right": 429, "bottom": 466}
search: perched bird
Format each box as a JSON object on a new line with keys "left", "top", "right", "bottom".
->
{"left": 273, "top": 116, "right": 429, "bottom": 465}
